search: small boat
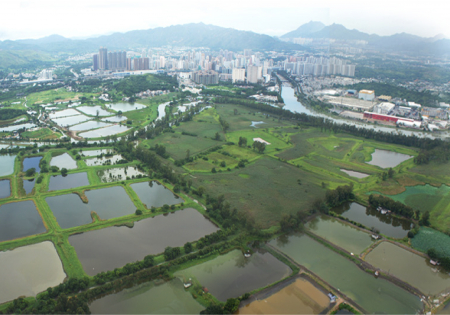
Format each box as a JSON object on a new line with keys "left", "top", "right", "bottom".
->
{"left": 375, "top": 271, "right": 379, "bottom": 277}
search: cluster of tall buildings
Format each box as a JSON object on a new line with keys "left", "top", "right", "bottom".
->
{"left": 93, "top": 47, "right": 151, "bottom": 71}
{"left": 284, "top": 56, "right": 355, "bottom": 77}
{"left": 192, "top": 70, "right": 219, "bottom": 85}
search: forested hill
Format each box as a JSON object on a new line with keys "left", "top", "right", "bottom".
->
{"left": 0, "top": 23, "right": 304, "bottom": 54}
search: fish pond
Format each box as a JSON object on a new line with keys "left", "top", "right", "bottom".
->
{"left": 46, "top": 186, "right": 136, "bottom": 229}
{"left": 332, "top": 202, "right": 411, "bottom": 239}
{"left": 0, "top": 241, "right": 66, "bottom": 304}
{"left": 22, "top": 178, "right": 35, "bottom": 195}
{"left": 81, "top": 149, "right": 115, "bottom": 157}
{"left": 306, "top": 215, "right": 374, "bottom": 254}
{"left": 79, "top": 125, "right": 129, "bottom": 138}
{"left": 130, "top": 181, "right": 182, "bottom": 208}
{"left": 238, "top": 277, "right": 330, "bottom": 314}
{"left": 48, "top": 109, "right": 80, "bottom": 118}
{"left": 69, "top": 208, "right": 219, "bottom": 275}
{"left": 101, "top": 116, "right": 127, "bottom": 123}
{"left": 106, "top": 102, "right": 146, "bottom": 112}
{"left": 0, "top": 154, "right": 16, "bottom": 176}
{"left": 76, "top": 105, "right": 112, "bottom": 117}
{"left": 0, "top": 200, "right": 46, "bottom": 242}
{"left": 366, "top": 149, "right": 412, "bottom": 168}
{"left": 0, "top": 179, "right": 11, "bottom": 198}
{"left": 23, "top": 156, "right": 42, "bottom": 173}
{"left": 50, "top": 153, "right": 77, "bottom": 170}
{"left": 0, "top": 123, "right": 35, "bottom": 132}
{"left": 84, "top": 154, "right": 124, "bottom": 166}
{"left": 48, "top": 172, "right": 89, "bottom": 191}
{"left": 269, "top": 234, "right": 422, "bottom": 314}
{"left": 340, "top": 169, "right": 369, "bottom": 179}
{"left": 69, "top": 120, "right": 111, "bottom": 131}
{"left": 52, "top": 114, "right": 90, "bottom": 127}
{"left": 366, "top": 242, "right": 450, "bottom": 295}
{"left": 89, "top": 278, "right": 203, "bottom": 314}
{"left": 175, "top": 249, "right": 291, "bottom": 302}
{"left": 97, "top": 166, "right": 146, "bottom": 183}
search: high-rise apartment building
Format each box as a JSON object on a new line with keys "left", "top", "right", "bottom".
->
{"left": 93, "top": 55, "right": 99, "bottom": 71}
{"left": 247, "top": 65, "right": 262, "bottom": 84}
{"left": 98, "top": 47, "right": 108, "bottom": 70}
{"left": 232, "top": 68, "right": 246, "bottom": 83}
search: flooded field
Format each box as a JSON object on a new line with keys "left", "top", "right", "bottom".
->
{"left": 23, "top": 156, "right": 42, "bottom": 173}
{"left": 97, "top": 166, "right": 146, "bottom": 183}
{"left": 48, "top": 109, "right": 80, "bottom": 119}
{"left": 50, "top": 153, "right": 77, "bottom": 170}
{"left": 85, "top": 154, "right": 124, "bottom": 166}
{"left": 89, "top": 278, "right": 203, "bottom": 314}
{"left": 238, "top": 277, "right": 329, "bottom": 314}
{"left": 52, "top": 114, "right": 90, "bottom": 127}
{"left": 250, "top": 121, "right": 265, "bottom": 128}
{"left": 79, "top": 125, "right": 129, "bottom": 138}
{"left": 0, "top": 154, "right": 16, "bottom": 176}
{"left": 131, "top": 181, "right": 182, "bottom": 208}
{"left": 332, "top": 202, "right": 411, "bottom": 239}
{"left": 175, "top": 249, "right": 290, "bottom": 302}
{"left": 48, "top": 172, "right": 89, "bottom": 191}
{"left": 107, "top": 102, "right": 146, "bottom": 112}
{"left": 69, "top": 208, "right": 219, "bottom": 275}
{"left": 340, "top": 169, "right": 369, "bottom": 178}
{"left": 269, "top": 234, "right": 422, "bottom": 314}
{"left": 101, "top": 116, "right": 127, "bottom": 123}
{"left": 81, "top": 149, "right": 115, "bottom": 157}
{"left": 70, "top": 120, "right": 111, "bottom": 131}
{"left": 76, "top": 106, "right": 112, "bottom": 117}
{"left": 366, "top": 149, "right": 412, "bottom": 168}
{"left": 0, "top": 200, "right": 46, "bottom": 241}
{"left": 307, "top": 215, "right": 373, "bottom": 254}
{"left": 22, "top": 178, "right": 35, "bottom": 195}
{"left": 0, "top": 179, "right": 10, "bottom": 198}
{"left": 365, "top": 242, "right": 450, "bottom": 295}
{"left": 0, "top": 123, "right": 36, "bottom": 132}
{"left": 0, "top": 241, "right": 66, "bottom": 304}
{"left": 46, "top": 186, "right": 136, "bottom": 228}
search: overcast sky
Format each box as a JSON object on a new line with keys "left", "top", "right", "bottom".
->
{"left": 1, "top": 0, "right": 449, "bottom": 41}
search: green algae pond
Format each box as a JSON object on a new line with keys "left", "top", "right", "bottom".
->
{"left": 174, "top": 249, "right": 291, "bottom": 302}
{"left": 46, "top": 186, "right": 136, "bottom": 229}
{"left": 332, "top": 202, "right": 411, "bottom": 239}
{"left": 131, "top": 181, "right": 183, "bottom": 208}
{"left": 306, "top": 215, "right": 374, "bottom": 254}
{"left": 365, "top": 241, "right": 450, "bottom": 295}
{"left": 0, "top": 241, "right": 66, "bottom": 304}
{"left": 89, "top": 278, "right": 203, "bottom": 314}
{"left": 0, "top": 200, "right": 46, "bottom": 242}
{"left": 269, "top": 234, "right": 423, "bottom": 314}
{"left": 69, "top": 208, "right": 219, "bottom": 275}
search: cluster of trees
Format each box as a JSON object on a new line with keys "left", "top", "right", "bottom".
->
{"left": 0, "top": 108, "right": 26, "bottom": 120}
{"left": 428, "top": 248, "right": 450, "bottom": 271}
{"left": 368, "top": 194, "right": 414, "bottom": 218}
{"left": 325, "top": 185, "right": 354, "bottom": 207}
{"left": 238, "top": 137, "right": 247, "bottom": 147}
{"left": 204, "top": 193, "right": 240, "bottom": 228}
{"left": 279, "top": 212, "right": 308, "bottom": 232}
{"left": 252, "top": 140, "right": 266, "bottom": 153}
{"left": 114, "top": 74, "right": 177, "bottom": 97}
{"left": 150, "top": 144, "right": 169, "bottom": 159}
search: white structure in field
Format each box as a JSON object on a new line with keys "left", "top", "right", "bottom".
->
{"left": 358, "top": 90, "right": 375, "bottom": 101}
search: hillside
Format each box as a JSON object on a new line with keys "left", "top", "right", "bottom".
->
{"left": 0, "top": 50, "right": 54, "bottom": 69}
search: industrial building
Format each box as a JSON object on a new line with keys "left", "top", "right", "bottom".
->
{"left": 363, "top": 112, "right": 401, "bottom": 122}
{"left": 358, "top": 90, "right": 375, "bottom": 101}
{"left": 323, "top": 96, "right": 376, "bottom": 112}
{"left": 373, "top": 102, "right": 395, "bottom": 115}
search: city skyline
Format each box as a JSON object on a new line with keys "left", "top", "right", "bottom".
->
{"left": 1, "top": 0, "right": 450, "bottom": 41}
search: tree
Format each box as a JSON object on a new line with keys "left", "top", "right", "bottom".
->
{"left": 61, "top": 168, "right": 68, "bottom": 176}
{"left": 388, "top": 168, "right": 395, "bottom": 178}
{"left": 135, "top": 209, "right": 143, "bottom": 215}
{"left": 428, "top": 248, "right": 438, "bottom": 260}
{"left": 419, "top": 211, "right": 431, "bottom": 226}
{"left": 184, "top": 242, "right": 193, "bottom": 254}
{"left": 224, "top": 298, "right": 240, "bottom": 314}
{"left": 25, "top": 168, "right": 36, "bottom": 177}
{"left": 197, "top": 186, "right": 205, "bottom": 197}
{"left": 214, "top": 132, "right": 221, "bottom": 141}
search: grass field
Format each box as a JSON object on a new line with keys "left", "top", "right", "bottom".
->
{"left": 27, "top": 88, "right": 96, "bottom": 105}
{"left": 190, "top": 157, "right": 329, "bottom": 228}
{"left": 21, "top": 127, "right": 60, "bottom": 140}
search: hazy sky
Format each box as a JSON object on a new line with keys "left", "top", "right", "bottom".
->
{"left": 1, "top": 0, "right": 449, "bottom": 41}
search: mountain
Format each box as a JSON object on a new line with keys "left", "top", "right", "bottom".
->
{"left": 282, "top": 22, "right": 450, "bottom": 56}
{"left": 281, "top": 21, "right": 325, "bottom": 38}
{"left": 0, "top": 23, "right": 304, "bottom": 54}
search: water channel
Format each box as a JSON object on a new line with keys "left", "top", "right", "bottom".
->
{"left": 69, "top": 208, "right": 219, "bottom": 275}
{"left": 332, "top": 202, "right": 411, "bottom": 239}
{"left": 269, "top": 234, "right": 422, "bottom": 314}
{"left": 175, "top": 249, "right": 291, "bottom": 302}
